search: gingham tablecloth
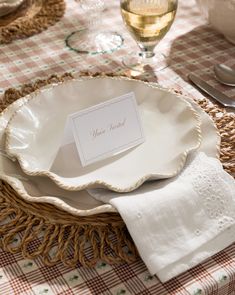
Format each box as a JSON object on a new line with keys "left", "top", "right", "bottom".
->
{"left": 0, "top": 1, "right": 235, "bottom": 294}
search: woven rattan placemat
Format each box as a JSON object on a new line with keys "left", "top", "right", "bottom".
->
{"left": 0, "top": 72, "right": 234, "bottom": 268}
{"left": 0, "top": 0, "right": 65, "bottom": 44}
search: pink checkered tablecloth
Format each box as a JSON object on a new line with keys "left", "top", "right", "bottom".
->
{"left": 0, "top": 0, "right": 235, "bottom": 294}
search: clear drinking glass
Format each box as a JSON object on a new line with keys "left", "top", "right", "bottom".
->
{"left": 66, "top": 0, "right": 124, "bottom": 55}
{"left": 120, "top": 0, "right": 178, "bottom": 72}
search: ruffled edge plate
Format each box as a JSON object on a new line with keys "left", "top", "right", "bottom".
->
{"left": 5, "top": 76, "right": 202, "bottom": 192}
{"left": 0, "top": 77, "right": 220, "bottom": 216}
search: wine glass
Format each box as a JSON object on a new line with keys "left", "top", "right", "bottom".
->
{"left": 120, "top": 0, "right": 178, "bottom": 72}
{"left": 66, "top": 0, "right": 124, "bottom": 55}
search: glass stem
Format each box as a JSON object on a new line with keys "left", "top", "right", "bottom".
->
{"left": 138, "top": 45, "right": 155, "bottom": 61}
{"left": 87, "top": 12, "right": 102, "bottom": 30}
{"left": 140, "top": 51, "right": 155, "bottom": 59}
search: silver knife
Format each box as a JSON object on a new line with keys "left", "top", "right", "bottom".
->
{"left": 188, "top": 74, "right": 235, "bottom": 108}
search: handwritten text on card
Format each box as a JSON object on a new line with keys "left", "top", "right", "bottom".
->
{"left": 61, "top": 92, "right": 145, "bottom": 167}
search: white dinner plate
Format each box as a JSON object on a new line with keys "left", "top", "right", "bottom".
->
{"left": 5, "top": 77, "right": 202, "bottom": 192}
{"left": 0, "top": 78, "right": 219, "bottom": 216}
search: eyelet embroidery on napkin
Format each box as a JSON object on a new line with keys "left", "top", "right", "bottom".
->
{"left": 137, "top": 212, "right": 142, "bottom": 219}
{"left": 180, "top": 153, "right": 235, "bottom": 233}
{"left": 218, "top": 217, "right": 234, "bottom": 231}
{"left": 194, "top": 229, "right": 201, "bottom": 236}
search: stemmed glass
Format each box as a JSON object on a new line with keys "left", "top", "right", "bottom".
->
{"left": 120, "top": 0, "right": 178, "bottom": 72}
{"left": 66, "top": 0, "right": 124, "bottom": 55}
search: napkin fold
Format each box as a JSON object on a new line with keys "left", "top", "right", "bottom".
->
{"left": 88, "top": 152, "right": 235, "bottom": 282}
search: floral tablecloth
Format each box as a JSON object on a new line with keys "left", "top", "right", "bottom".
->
{"left": 0, "top": 0, "right": 235, "bottom": 294}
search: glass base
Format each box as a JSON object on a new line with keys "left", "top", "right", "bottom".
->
{"left": 122, "top": 52, "right": 168, "bottom": 73}
{"left": 65, "top": 29, "right": 124, "bottom": 55}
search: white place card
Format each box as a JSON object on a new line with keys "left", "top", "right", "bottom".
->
{"left": 61, "top": 92, "right": 145, "bottom": 167}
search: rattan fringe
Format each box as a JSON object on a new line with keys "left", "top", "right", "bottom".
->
{"left": 0, "top": 0, "right": 65, "bottom": 44}
{"left": 0, "top": 72, "right": 234, "bottom": 268}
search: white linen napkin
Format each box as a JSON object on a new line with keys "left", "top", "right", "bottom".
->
{"left": 88, "top": 152, "right": 235, "bottom": 282}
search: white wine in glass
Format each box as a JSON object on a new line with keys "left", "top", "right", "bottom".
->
{"left": 120, "top": 0, "right": 178, "bottom": 72}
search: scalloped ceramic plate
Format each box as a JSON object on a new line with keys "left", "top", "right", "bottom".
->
{"left": 5, "top": 77, "right": 202, "bottom": 192}
{"left": 0, "top": 78, "right": 219, "bottom": 216}
{"left": 0, "top": 95, "right": 115, "bottom": 216}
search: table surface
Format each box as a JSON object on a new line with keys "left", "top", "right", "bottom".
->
{"left": 0, "top": 0, "right": 235, "bottom": 294}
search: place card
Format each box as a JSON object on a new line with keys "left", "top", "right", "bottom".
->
{"left": 61, "top": 92, "right": 145, "bottom": 167}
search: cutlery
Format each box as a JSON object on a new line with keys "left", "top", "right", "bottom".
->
{"left": 214, "top": 64, "right": 235, "bottom": 86}
{"left": 188, "top": 74, "right": 235, "bottom": 108}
